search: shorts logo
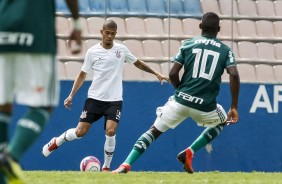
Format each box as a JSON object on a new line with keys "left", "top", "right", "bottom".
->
{"left": 80, "top": 110, "right": 87, "bottom": 119}
{"left": 116, "top": 110, "right": 121, "bottom": 120}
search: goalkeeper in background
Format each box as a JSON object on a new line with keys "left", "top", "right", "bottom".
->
{"left": 0, "top": 0, "right": 81, "bottom": 183}
{"left": 113, "top": 12, "right": 240, "bottom": 174}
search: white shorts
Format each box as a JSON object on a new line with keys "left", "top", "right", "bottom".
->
{"left": 153, "top": 96, "right": 227, "bottom": 132}
{"left": 0, "top": 53, "right": 59, "bottom": 107}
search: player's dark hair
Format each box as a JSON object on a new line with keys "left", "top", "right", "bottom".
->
{"left": 103, "top": 19, "right": 117, "bottom": 30}
{"left": 201, "top": 12, "right": 220, "bottom": 36}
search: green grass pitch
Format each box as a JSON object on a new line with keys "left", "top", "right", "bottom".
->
{"left": 23, "top": 171, "right": 282, "bottom": 184}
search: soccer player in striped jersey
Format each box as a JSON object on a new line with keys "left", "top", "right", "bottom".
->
{"left": 113, "top": 12, "right": 240, "bottom": 174}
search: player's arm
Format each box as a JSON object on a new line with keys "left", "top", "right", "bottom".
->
{"left": 226, "top": 66, "right": 240, "bottom": 124}
{"left": 65, "top": 0, "right": 82, "bottom": 54}
{"left": 64, "top": 71, "right": 87, "bottom": 109}
{"left": 134, "top": 59, "right": 170, "bottom": 84}
{"left": 169, "top": 62, "right": 182, "bottom": 89}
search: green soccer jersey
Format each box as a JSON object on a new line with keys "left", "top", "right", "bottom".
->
{"left": 0, "top": 0, "right": 56, "bottom": 54}
{"left": 172, "top": 36, "right": 237, "bottom": 112}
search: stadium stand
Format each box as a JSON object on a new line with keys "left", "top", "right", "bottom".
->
{"left": 64, "top": 61, "right": 83, "bottom": 80}
{"left": 127, "top": 0, "right": 148, "bottom": 16}
{"left": 125, "top": 17, "right": 147, "bottom": 38}
{"left": 163, "top": 17, "right": 185, "bottom": 38}
{"left": 200, "top": 0, "right": 222, "bottom": 16}
{"left": 255, "top": 20, "right": 276, "bottom": 40}
{"left": 69, "top": 17, "right": 89, "bottom": 37}
{"left": 274, "top": 0, "right": 282, "bottom": 17}
{"left": 218, "top": 0, "right": 240, "bottom": 17}
{"left": 164, "top": 0, "right": 184, "bottom": 15}
{"left": 222, "top": 40, "right": 239, "bottom": 59}
{"left": 273, "top": 65, "right": 282, "bottom": 81}
{"left": 237, "top": 64, "right": 257, "bottom": 83}
{"left": 256, "top": 0, "right": 276, "bottom": 18}
{"left": 123, "top": 63, "right": 144, "bottom": 81}
{"left": 146, "top": 0, "right": 167, "bottom": 17}
{"left": 142, "top": 63, "right": 162, "bottom": 81}
{"left": 273, "top": 21, "right": 282, "bottom": 38}
{"left": 79, "top": 0, "right": 92, "bottom": 16}
{"left": 255, "top": 64, "right": 276, "bottom": 83}
{"left": 87, "top": 17, "right": 105, "bottom": 37}
{"left": 237, "top": 41, "right": 258, "bottom": 62}
{"left": 108, "top": 0, "right": 128, "bottom": 16}
{"left": 56, "top": 17, "right": 70, "bottom": 37}
{"left": 54, "top": 0, "right": 282, "bottom": 83}
{"left": 144, "top": 17, "right": 167, "bottom": 38}
{"left": 55, "top": 0, "right": 70, "bottom": 15}
{"left": 142, "top": 40, "right": 167, "bottom": 62}
{"left": 237, "top": 19, "right": 258, "bottom": 39}
{"left": 161, "top": 39, "right": 181, "bottom": 58}
{"left": 106, "top": 17, "right": 127, "bottom": 38}
{"left": 58, "top": 61, "right": 67, "bottom": 80}
{"left": 218, "top": 19, "right": 239, "bottom": 39}
{"left": 182, "top": 18, "right": 201, "bottom": 37}
{"left": 89, "top": 0, "right": 107, "bottom": 15}
{"left": 123, "top": 39, "right": 145, "bottom": 58}
{"left": 274, "top": 43, "right": 282, "bottom": 60}
{"left": 237, "top": 0, "right": 258, "bottom": 17}
{"left": 182, "top": 0, "right": 202, "bottom": 17}
{"left": 85, "top": 39, "right": 100, "bottom": 49}
{"left": 257, "top": 42, "right": 276, "bottom": 61}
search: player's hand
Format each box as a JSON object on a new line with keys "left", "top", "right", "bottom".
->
{"left": 226, "top": 108, "right": 239, "bottom": 125}
{"left": 64, "top": 96, "right": 73, "bottom": 110}
{"left": 156, "top": 73, "right": 170, "bottom": 85}
{"left": 69, "top": 29, "right": 82, "bottom": 54}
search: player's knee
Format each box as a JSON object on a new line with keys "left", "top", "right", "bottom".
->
{"left": 75, "top": 128, "right": 87, "bottom": 137}
{"left": 105, "top": 128, "right": 116, "bottom": 136}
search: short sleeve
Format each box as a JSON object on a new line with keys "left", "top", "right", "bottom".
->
{"left": 172, "top": 47, "right": 184, "bottom": 65}
{"left": 81, "top": 50, "right": 93, "bottom": 73}
{"left": 225, "top": 49, "right": 237, "bottom": 68}
{"left": 123, "top": 45, "right": 137, "bottom": 64}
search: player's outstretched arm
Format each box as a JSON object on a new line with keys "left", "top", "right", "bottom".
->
{"left": 226, "top": 66, "right": 240, "bottom": 124}
{"left": 64, "top": 71, "right": 87, "bottom": 110}
{"left": 133, "top": 59, "right": 170, "bottom": 84}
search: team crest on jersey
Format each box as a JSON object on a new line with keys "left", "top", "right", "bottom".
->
{"left": 80, "top": 110, "right": 87, "bottom": 119}
{"left": 115, "top": 50, "right": 121, "bottom": 59}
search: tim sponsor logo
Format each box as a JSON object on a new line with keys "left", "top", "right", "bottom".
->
{"left": 178, "top": 92, "right": 204, "bottom": 104}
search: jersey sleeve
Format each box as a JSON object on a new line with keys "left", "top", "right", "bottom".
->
{"left": 81, "top": 50, "right": 93, "bottom": 73}
{"left": 123, "top": 45, "right": 137, "bottom": 64}
{"left": 225, "top": 49, "right": 237, "bottom": 68}
{"left": 172, "top": 47, "right": 184, "bottom": 65}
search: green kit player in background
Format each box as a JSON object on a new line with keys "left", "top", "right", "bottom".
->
{"left": 0, "top": 0, "right": 82, "bottom": 183}
{"left": 113, "top": 12, "right": 240, "bottom": 174}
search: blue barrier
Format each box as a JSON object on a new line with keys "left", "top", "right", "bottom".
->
{"left": 11, "top": 81, "right": 282, "bottom": 172}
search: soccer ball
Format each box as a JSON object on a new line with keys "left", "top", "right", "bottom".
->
{"left": 80, "top": 156, "right": 101, "bottom": 171}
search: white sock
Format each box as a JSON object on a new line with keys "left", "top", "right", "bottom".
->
{"left": 56, "top": 128, "right": 80, "bottom": 146}
{"left": 102, "top": 135, "right": 116, "bottom": 169}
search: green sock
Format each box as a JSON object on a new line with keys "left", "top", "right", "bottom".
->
{"left": 0, "top": 112, "right": 10, "bottom": 152}
{"left": 190, "top": 123, "right": 225, "bottom": 153}
{"left": 0, "top": 173, "right": 7, "bottom": 184}
{"left": 8, "top": 108, "right": 50, "bottom": 160}
{"left": 124, "top": 130, "right": 155, "bottom": 165}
